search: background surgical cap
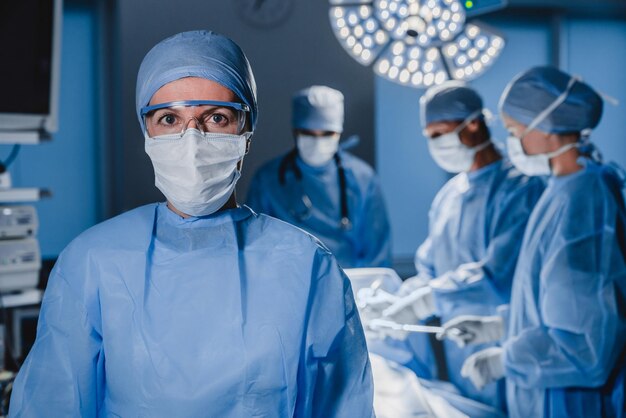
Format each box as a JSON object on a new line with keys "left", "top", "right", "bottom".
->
{"left": 499, "top": 66, "right": 603, "bottom": 134}
{"left": 136, "top": 30, "right": 258, "bottom": 133}
{"left": 420, "top": 81, "right": 484, "bottom": 126}
{"left": 292, "top": 85, "right": 344, "bottom": 133}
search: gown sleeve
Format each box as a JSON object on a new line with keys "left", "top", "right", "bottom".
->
{"left": 9, "top": 261, "right": 104, "bottom": 417}
{"left": 356, "top": 176, "right": 392, "bottom": 268}
{"left": 504, "top": 225, "right": 626, "bottom": 389}
{"left": 295, "top": 248, "right": 375, "bottom": 418}
{"left": 414, "top": 237, "right": 436, "bottom": 283}
{"left": 430, "top": 178, "right": 544, "bottom": 313}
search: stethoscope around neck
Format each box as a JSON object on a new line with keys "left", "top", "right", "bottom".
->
{"left": 278, "top": 148, "right": 352, "bottom": 230}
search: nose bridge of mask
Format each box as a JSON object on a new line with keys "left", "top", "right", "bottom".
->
{"left": 521, "top": 76, "right": 580, "bottom": 139}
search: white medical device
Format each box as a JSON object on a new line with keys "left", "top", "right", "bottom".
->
{"left": 0, "top": 206, "right": 38, "bottom": 239}
{"left": 0, "top": 238, "right": 41, "bottom": 292}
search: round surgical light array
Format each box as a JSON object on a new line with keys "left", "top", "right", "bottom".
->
{"left": 443, "top": 23, "right": 504, "bottom": 81}
{"left": 330, "top": 5, "right": 389, "bottom": 65}
{"left": 329, "top": 0, "right": 505, "bottom": 87}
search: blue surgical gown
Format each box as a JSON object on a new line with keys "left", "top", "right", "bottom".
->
{"left": 246, "top": 150, "right": 392, "bottom": 268}
{"left": 504, "top": 159, "right": 626, "bottom": 418}
{"left": 412, "top": 159, "right": 545, "bottom": 409}
{"left": 9, "top": 203, "right": 375, "bottom": 418}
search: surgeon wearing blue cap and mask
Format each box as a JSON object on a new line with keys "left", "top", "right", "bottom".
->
{"left": 457, "top": 66, "right": 626, "bottom": 418}
{"left": 8, "top": 31, "right": 374, "bottom": 418}
{"left": 246, "top": 85, "right": 392, "bottom": 268}
{"left": 380, "top": 81, "right": 544, "bottom": 411}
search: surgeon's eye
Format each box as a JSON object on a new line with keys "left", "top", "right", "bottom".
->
{"left": 200, "top": 108, "right": 238, "bottom": 131}
{"left": 209, "top": 113, "right": 227, "bottom": 125}
{"left": 160, "top": 114, "right": 178, "bottom": 126}
{"left": 151, "top": 111, "right": 181, "bottom": 127}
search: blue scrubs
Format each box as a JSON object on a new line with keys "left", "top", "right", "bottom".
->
{"left": 9, "top": 204, "right": 374, "bottom": 418}
{"left": 504, "top": 159, "right": 626, "bottom": 418}
{"left": 246, "top": 150, "right": 392, "bottom": 268}
{"left": 414, "top": 159, "right": 544, "bottom": 409}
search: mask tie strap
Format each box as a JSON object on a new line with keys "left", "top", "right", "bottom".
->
{"left": 472, "top": 140, "right": 492, "bottom": 152}
{"left": 454, "top": 109, "right": 484, "bottom": 134}
{"left": 522, "top": 76, "right": 580, "bottom": 138}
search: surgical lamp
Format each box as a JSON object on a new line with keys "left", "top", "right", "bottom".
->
{"left": 329, "top": 0, "right": 507, "bottom": 88}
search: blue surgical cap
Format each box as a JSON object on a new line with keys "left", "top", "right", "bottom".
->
{"left": 136, "top": 30, "right": 258, "bottom": 133}
{"left": 499, "top": 66, "right": 603, "bottom": 134}
{"left": 292, "top": 85, "right": 344, "bottom": 133}
{"left": 420, "top": 81, "right": 484, "bottom": 126}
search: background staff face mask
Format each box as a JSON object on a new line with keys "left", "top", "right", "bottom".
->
{"left": 297, "top": 134, "right": 340, "bottom": 167}
{"left": 145, "top": 128, "right": 250, "bottom": 216}
{"left": 427, "top": 111, "right": 490, "bottom": 173}
{"left": 507, "top": 136, "right": 577, "bottom": 176}
{"left": 506, "top": 76, "right": 580, "bottom": 177}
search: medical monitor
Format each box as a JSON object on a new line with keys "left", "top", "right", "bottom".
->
{"left": 0, "top": 0, "right": 62, "bottom": 135}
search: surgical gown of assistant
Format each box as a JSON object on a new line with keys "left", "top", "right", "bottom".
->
{"left": 246, "top": 150, "right": 392, "bottom": 268}
{"left": 504, "top": 159, "right": 626, "bottom": 418}
{"left": 411, "top": 159, "right": 545, "bottom": 409}
{"left": 9, "top": 204, "right": 375, "bottom": 418}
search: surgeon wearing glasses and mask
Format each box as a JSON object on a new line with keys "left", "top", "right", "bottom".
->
{"left": 8, "top": 31, "right": 374, "bottom": 418}
{"left": 452, "top": 66, "right": 626, "bottom": 418}
{"left": 246, "top": 85, "right": 392, "bottom": 269}
{"left": 378, "top": 82, "right": 544, "bottom": 411}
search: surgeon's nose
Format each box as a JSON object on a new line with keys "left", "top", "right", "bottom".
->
{"left": 183, "top": 117, "right": 202, "bottom": 132}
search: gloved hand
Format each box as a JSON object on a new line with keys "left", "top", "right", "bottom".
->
{"left": 396, "top": 274, "right": 430, "bottom": 297}
{"left": 356, "top": 287, "right": 397, "bottom": 312}
{"left": 461, "top": 347, "right": 505, "bottom": 390}
{"left": 382, "top": 285, "right": 435, "bottom": 325}
{"left": 355, "top": 287, "right": 397, "bottom": 339}
{"left": 437, "top": 315, "right": 504, "bottom": 348}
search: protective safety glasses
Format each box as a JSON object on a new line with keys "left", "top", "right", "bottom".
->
{"left": 141, "top": 100, "right": 250, "bottom": 138}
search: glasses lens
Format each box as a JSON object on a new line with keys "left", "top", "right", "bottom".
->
{"left": 145, "top": 105, "right": 246, "bottom": 137}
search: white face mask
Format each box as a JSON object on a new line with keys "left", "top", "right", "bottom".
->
{"left": 427, "top": 111, "right": 490, "bottom": 173}
{"left": 297, "top": 134, "right": 340, "bottom": 167}
{"left": 145, "top": 129, "right": 250, "bottom": 216}
{"left": 506, "top": 135, "right": 577, "bottom": 176}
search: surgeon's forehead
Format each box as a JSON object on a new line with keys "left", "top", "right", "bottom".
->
{"left": 149, "top": 77, "right": 238, "bottom": 106}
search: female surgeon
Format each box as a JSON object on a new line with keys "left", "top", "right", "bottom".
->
{"left": 452, "top": 66, "right": 626, "bottom": 417}
{"left": 8, "top": 30, "right": 374, "bottom": 418}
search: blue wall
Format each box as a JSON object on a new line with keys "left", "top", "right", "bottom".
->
{"left": 376, "top": 15, "right": 626, "bottom": 267}
{"left": 566, "top": 19, "right": 626, "bottom": 170}
{"left": 1, "top": 5, "right": 99, "bottom": 259}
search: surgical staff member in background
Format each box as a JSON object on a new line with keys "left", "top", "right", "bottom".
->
{"left": 9, "top": 31, "right": 375, "bottom": 418}
{"left": 246, "top": 85, "right": 392, "bottom": 268}
{"left": 382, "top": 82, "right": 544, "bottom": 411}
{"left": 457, "top": 66, "right": 626, "bottom": 418}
